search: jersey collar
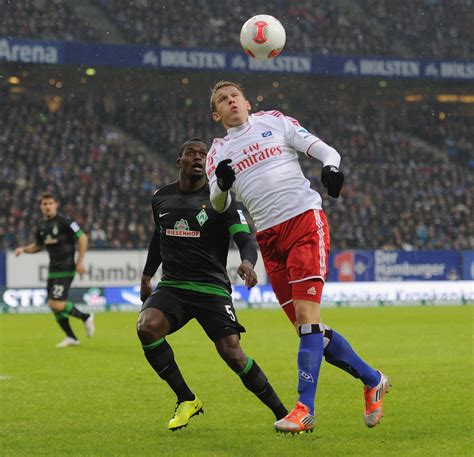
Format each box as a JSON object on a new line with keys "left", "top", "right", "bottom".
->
{"left": 227, "top": 117, "right": 252, "bottom": 139}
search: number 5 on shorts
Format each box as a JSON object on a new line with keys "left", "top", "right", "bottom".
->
{"left": 225, "top": 305, "right": 236, "bottom": 321}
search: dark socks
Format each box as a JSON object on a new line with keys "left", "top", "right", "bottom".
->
{"left": 238, "top": 358, "right": 288, "bottom": 420}
{"left": 142, "top": 338, "right": 195, "bottom": 402}
{"left": 56, "top": 317, "right": 77, "bottom": 340}
{"left": 65, "top": 301, "right": 89, "bottom": 321}
{"left": 53, "top": 302, "right": 89, "bottom": 339}
{"left": 69, "top": 307, "right": 90, "bottom": 322}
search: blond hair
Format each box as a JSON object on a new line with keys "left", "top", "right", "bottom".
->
{"left": 209, "top": 80, "right": 246, "bottom": 111}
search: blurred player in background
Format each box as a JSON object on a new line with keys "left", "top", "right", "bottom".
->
{"left": 15, "top": 193, "right": 95, "bottom": 347}
{"left": 137, "top": 138, "right": 288, "bottom": 431}
{"left": 207, "top": 81, "right": 390, "bottom": 434}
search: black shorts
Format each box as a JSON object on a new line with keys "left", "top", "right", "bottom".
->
{"left": 47, "top": 277, "right": 73, "bottom": 301}
{"left": 141, "top": 286, "right": 245, "bottom": 342}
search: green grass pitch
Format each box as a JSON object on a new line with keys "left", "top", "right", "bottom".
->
{"left": 0, "top": 305, "right": 472, "bottom": 456}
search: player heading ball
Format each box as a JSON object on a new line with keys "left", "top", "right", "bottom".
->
{"left": 207, "top": 81, "right": 389, "bottom": 434}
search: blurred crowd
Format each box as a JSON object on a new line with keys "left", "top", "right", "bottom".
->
{"left": 1, "top": 0, "right": 100, "bottom": 42}
{"left": 296, "top": 108, "right": 472, "bottom": 250}
{"left": 97, "top": 0, "right": 474, "bottom": 59}
{"left": 1, "top": 90, "right": 472, "bottom": 251}
{"left": 406, "top": 109, "right": 474, "bottom": 167}
{"left": 0, "top": 94, "right": 175, "bottom": 250}
{"left": 1, "top": 0, "right": 471, "bottom": 59}
{"left": 361, "top": 0, "right": 473, "bottom": 59}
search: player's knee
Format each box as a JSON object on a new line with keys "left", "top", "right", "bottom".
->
{"left": 137, "top": 309, "right": 169, "bottom": 342}
{"left": 215, "top": 335, "right": 247, "bottom": 372}
{"left": 292, "top": 280, "right": 324, "bottom": 317}
{"left": 48, "top": 300, "right": 65, "bottom": 312}
{"left": 225, "top": 352, "right": 247, "bottom": 373}
{"left": 293, "top": 298, "right": 322, "bottom": 324}
{"left": 136, "top": 314, "right": 159, "bottom": 342}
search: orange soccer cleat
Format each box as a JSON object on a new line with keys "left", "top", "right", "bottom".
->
{"left": 274, "top": 401, "right": 315, "bottom": 434}
{"left": 364, "top": 371, "right": 391, "bottom": 428}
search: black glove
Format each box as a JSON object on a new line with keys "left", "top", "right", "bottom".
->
{"left": 321, "top": 165, "right": 344, "bottom": 198}
{"left": 215, "top": 159, "right": 235, "bottom": 191}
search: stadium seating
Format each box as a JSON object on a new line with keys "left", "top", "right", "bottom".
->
{"left": 2, "top": 0, "right": 101, "bottom": 43}
{"left": 1, "top": 0, "right": 471, "bottom": 59}
{"left": 97, "top": 0, "right": 473, "bottom": 59}
{"left": 0, "top": 93, "right": 175, "bottom": 250}
{"left": 2, "top": 90, "right": 471, "bottom": 251}
{"left": 1, "top": 2, "right": 471, "bottom": 251}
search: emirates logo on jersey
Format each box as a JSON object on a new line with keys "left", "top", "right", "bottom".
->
{"left": 233, "top": 142, "right": 282, "bottom": 173}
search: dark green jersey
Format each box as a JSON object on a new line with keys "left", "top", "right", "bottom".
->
{"left": 151, "top": 181, "right": 250, "bottom": 294}
{"left": 35, "top": 214, "right": 84, "bottom": 276}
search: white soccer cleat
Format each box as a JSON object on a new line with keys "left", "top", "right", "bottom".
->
{"left": 56, "top": 337, "right": 80, "bottom": 348}
{"left": 84, "top": 313, "right": 95, "bottom": 337}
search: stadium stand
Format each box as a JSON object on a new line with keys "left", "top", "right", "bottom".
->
{"left": 97, "top": 0, "right": 473, "bottom": 59}
{"left": 405, "top": 109, "right": 474, "bottom": 167}
{"left": 1, "top": 0, "right": 102, "bottom": 43}
{"left": 0, "top": 92, "right": 175, "bottom": 250}
{"left": 299, "top": 109, "right": 473, "bottom": 250}
{"left": 1, "top": 1, "right": 471, "bottom": 251}
{"left": 359, "top": 0, "right": 474, "bottom": 59}
{"left": 2, "top": 89, "right": 472, "bottom": 251}
{"left": 1, "top": 0, "right": 471, "bottom": 59}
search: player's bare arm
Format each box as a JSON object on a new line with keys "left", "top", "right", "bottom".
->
{"left": 76, "top": 233, "right": 88, "bottom": 274}
{"left": 14, "top": 243, "right": 42, "bottom": 256}
{"left": 237, "top": 260, "right": 258, "bottom": 288}
{"left": 140, "top": 229, "right": 162, "bottom": 302}
{"left": 140, "top": 275, "right": 153, "bottom": 303}
{"left": 233, "top": 231, "right": 258, "bottom": 288}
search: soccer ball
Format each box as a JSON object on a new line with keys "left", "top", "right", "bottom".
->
{"left": 240, "top": 15, "right": 286, "bottom": 60}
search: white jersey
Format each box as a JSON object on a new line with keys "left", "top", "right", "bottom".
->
{"left": 206, "top": 110, "right": 336, "bottom": 232}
